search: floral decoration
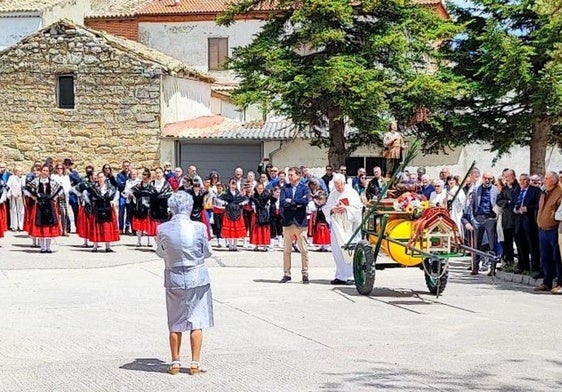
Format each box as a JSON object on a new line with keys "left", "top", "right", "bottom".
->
{"left": 393, "top": 192, "right": 429, "bottom": 218}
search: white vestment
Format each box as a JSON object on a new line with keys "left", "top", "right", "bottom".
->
{"left": 322, "top": 185, "right": 363, "bottom": 280}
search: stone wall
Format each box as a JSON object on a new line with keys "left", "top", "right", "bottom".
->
{"left": 0, "top": 23, "right": 163, "bottom": 172}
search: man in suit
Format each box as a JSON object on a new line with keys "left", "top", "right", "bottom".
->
{"left": 463, "top": 171, "right": 499, "bottom": 275}
{"left": 496, "top": 168, "right": 519, "bottom": 268}
{"left": 279, "top": 167, "right": 311, "bottom": 284}
{"left": 512, "top": 173, "right": 541, "bottom": 276}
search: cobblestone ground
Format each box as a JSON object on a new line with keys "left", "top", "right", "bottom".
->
{"left": 0, "top": 231, "right": 560, "bottom": 391}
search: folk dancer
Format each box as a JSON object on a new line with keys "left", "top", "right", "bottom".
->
{"left": 211, "top": 182, "right": 225, "bottom": 248}
{"left": 131, "top": 168, "right": 158, "bottom": 247}
{"left": 84, "top": 172, "right": 120, "bottom": 252}
{"left": 218, "top": 178, "right": 248, "bottom": 251}
{"left": 0, "top": 179, "right": 8, "bottom": 239}
{"left": 249, "top": 183, "right": 271, "bottom": 251}
{"left": 309, "top": 190, "right": 331, "bottom": 252}
{"left": 25, "top": 165, "right": 63, "bottom": 253}
{"left": 71, "top": 167, "right": 96, "bottom": 247}
{"left": 147, "top": 167, "right": 174, "bottom": 242}
{"left": 322, "top": 173, "right": 363, "bottom": 285}
{"left": 187, "top": 180, "right": 211, "bottom": 239}
{"left": 23, "top": 164, "right": 41, "bottom": 247}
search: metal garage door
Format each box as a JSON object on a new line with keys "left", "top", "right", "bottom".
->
{"left": 178, "top": 142, "right": 262, "bottom": 180}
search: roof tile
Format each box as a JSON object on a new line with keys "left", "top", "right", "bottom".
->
{"left": 0, "top": 0, "right": 76, "bottom": 13}
{"left": 162, "top": 115, "right": 294, "bottom": 140}
{"left": 88, "top": 0, "right": 154, "bottom": 18}
{"left": 138, "top": 0, "right": 274, "bottom": 15}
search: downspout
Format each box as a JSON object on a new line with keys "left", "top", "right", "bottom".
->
{"left": 268, "top": 141, "right": 284, "bottom": 162}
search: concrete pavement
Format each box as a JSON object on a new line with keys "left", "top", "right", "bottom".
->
{"left": 0, "top": 231, "right": 560, "bottom": 391}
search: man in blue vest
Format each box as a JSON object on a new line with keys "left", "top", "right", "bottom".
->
{"left": 463, "top": 171, "right": 499, "bottom": 275}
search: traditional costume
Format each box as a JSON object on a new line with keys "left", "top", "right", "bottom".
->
{"left": 85, "top": 181, "right": 120, "bottom": 251}
{"left": 0, "top": 180, "right": 8, "bottom": 237}
{"left": 188, "top": 188, "right": 211, "bottom": 239}
{"left": 269, "top": 193, "right": 283, "bottom": 247}
{"left": 25, "top": 177, "right": 63, "bottom": 253}
{"left": 249, "top": 190, "right": 272, "bottom": 250}
{"left": 211, "top": 191, "right": 225, "bottom": 247}
{"left": 219, "top": 189, "right": 247, "bottom": 251}
{"left": 309, "top": 191, "right": 330, "bottom": 250}
{"left": 131, "top": 181, "right": 158, "bottom": 245}
{"left": 6, "top": 174, "right": 24, "bottom": 231}
{"left": 322, "top": 184, "right": 363, "bottom": 282}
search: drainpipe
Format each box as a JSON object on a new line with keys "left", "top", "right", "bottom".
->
{"left": 268, "top": 141, "right": 284, "bottom": 162}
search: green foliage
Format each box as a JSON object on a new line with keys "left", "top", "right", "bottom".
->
{"left": 219, "top": 0, "right": 461, "bottom": 161}
{"left": 416, "top": 0, "right": 562, "bottom": 169}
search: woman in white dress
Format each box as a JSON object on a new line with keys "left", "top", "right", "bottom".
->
{"left": 445, "top": 175, "right": 466, "bottom": 235}
{"left": 429, "top": 179, "right": 447, "bottom": 207}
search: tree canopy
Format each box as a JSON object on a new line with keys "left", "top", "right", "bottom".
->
{"left": 416, "top": 0, "right": 562, "bottom": 174}
{"left": 218, "top": 0, "right": 462, "bottom": 167}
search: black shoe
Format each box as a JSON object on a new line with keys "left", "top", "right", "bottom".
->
{"left": 105, "top": 248, "right": 115, "bottom": 253}
{"left": 330, "top": 278, "right": 348, "bottom": 285}
{"left": 279, "top": 275, "right": 291, "bottom": 283}
{"left": 91, "top": 248, "right": 98, "bottom": 253}
{"left": 470, "top": 270, "right": 478, "bottom": 275}
{"left": 46, "top": 250, "right": 52, "bottom": 254}
{"left": 302, "top": 275, "right": 309, "bottom": 284}
{"left": 487, "top": 270, "right": 495, "bottom": 277}
{"left": 40, "top": 249, "right": 46, "bottom": 254}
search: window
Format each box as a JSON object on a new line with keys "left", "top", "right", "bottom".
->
{"left": 208, "top": 38, "right": 228, "bottom": 71}
{"left": 57, "top": 75, "right": 75, "bottom": 109}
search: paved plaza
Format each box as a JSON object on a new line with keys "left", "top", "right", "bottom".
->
{"left": 0, "top": 231, "right": 561, "bottom": 391}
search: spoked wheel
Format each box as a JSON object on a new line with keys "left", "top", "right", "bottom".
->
{"left": 423, "top": 258, "right": 448, "bottom": 297}
{"left": 353, "top": 240, "right": 376, "bottom": 295}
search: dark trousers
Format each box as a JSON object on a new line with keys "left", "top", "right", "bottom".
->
{"left": 473, "top": 217, "right": 497, "bottom": 270}
{"left": 515, "top": 224, "right": 541, "bottom": 272}
{"left": 539, "top": 229, "right": 561, "bottom": 289}
{"left": 501, "top": 227, "right": 515, "bottom": 265}
{"left": 212, "top": 213, "right": 223, "bottom": 238}
{"left": 69, "top": 200, "right": 79, "bottom": 230}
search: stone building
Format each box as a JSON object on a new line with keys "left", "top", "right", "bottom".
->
{"left": 0, "top": 19, "right": 214, "bottom": 171}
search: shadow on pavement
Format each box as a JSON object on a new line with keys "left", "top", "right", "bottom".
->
{"left": 318, "top": 361, "right": 544, "bottom": 391}
{"left": 120, "top": 358, "right": 184, "bottom": 374}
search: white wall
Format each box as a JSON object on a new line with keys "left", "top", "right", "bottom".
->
{"left": 43, "top": 0, "right": 89, "bottom": 26}
{"left": 266, "top": 139, "right": 562, "bottom": 180}
{"left": 161, "top": 75, "right": 212, "bottom": 126}
{"left": 139, "top": 20, "right": 264, "bottom": 77}
{"left": 0, "top": 15, "right": 41, "bottom": 49}
{"left": 210, "top": 97, "right": 244, "bottom": 120}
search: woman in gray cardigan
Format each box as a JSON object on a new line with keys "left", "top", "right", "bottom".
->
{"left": 156, "top": 192, "right": 214, "bottom": 375}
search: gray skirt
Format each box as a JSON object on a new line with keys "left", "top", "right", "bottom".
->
{"left": 166, "top": 284, "right": 214, "bottom": 332}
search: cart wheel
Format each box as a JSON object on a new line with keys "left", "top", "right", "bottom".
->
{"left": 353, "top": 240, "right": 376, "bottom": 295}
{"left": 424, "top": 258, "right": 448, "bottom": 296}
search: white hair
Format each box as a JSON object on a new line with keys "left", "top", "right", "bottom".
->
{"left": 168, "top": 192, "right": 193, "bottom": 216}
{"left": 332, "top": 173, "right": 346, "bottom": 184}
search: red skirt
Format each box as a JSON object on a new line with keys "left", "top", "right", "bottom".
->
{"left": 28, "top": 204, "right": 61, "bottom": 238}
{"left": 0, "top": 203, "right": 7, "bottom": 237}
{"left": 313, "top": 222, "right": 331, "bottom": 245}
{"left": 23, "top": 197, "right": 34, "bottom": 233}
{"left": 88, "top": 209, "right": 120, "bottom": 243}
{"left": 221, "top": 214, "right": 246, "bottom": 239}
{"left": 132, "top": 215, "right": 158, "bottom": 236}
{"left": 76, "top": 205, "right": 90, "bottom": 239}
{"left": 200, "top": 211, "right": 211, "bottom": 240}
{"left": 250, "top": 214, "right": 271, "bottom": 246}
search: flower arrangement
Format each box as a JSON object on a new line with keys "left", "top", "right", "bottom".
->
{"left": 393, "top": 192, "right": 429, "bottom": 218}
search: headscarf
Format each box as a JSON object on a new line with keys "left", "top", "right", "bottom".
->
{"left": 168, "top": 191, "right": 193, "bottom": 216}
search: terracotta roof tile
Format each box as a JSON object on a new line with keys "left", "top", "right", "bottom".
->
{"left": 162, "top": 115, "right": 294, "bottom": 140}
{"left": 0, "top": 0, "right": 76, "bottom": 13}
{"left": 138, "top": 0, "right": 274, "bottom": 15}
{"left": 88, "top": 0, "right": 154, "bottom": 18}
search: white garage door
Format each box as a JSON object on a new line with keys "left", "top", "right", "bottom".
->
{"left": 178, "top": 142, "right": 262, "bottom": 180}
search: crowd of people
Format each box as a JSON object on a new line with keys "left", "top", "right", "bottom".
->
{"left": 0, "top": 159, "right": 562, "bottom": 292}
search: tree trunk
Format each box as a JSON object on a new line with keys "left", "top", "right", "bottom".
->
{"left": 529, "top": 117, "right": 552, "bottom": 175}
{"left": 327, "top": 107, "right": 347, "bottom": 168}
